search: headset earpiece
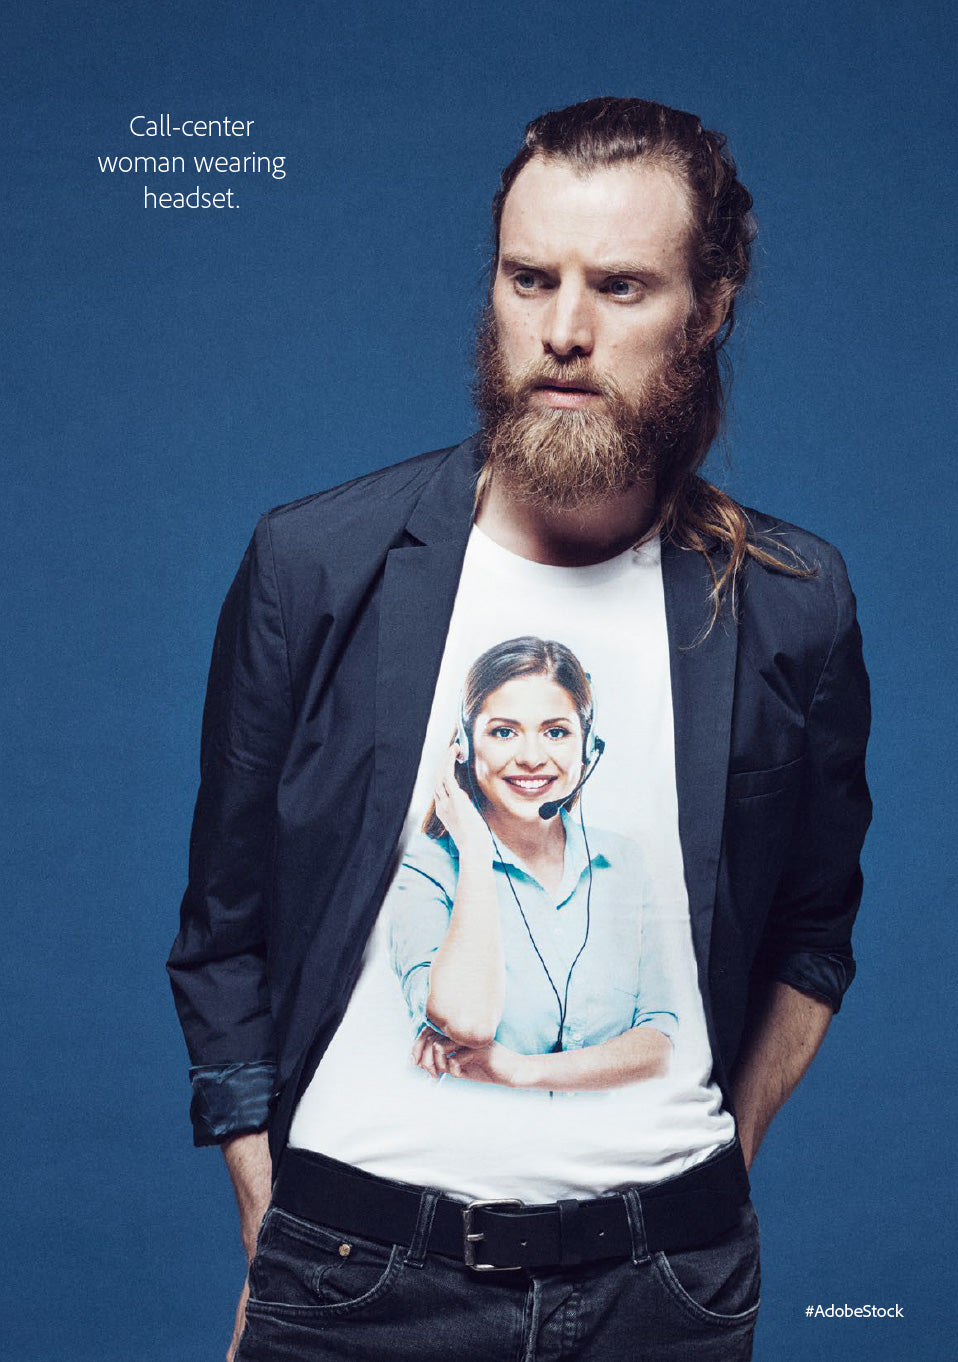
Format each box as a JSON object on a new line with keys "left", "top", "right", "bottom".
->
{"left": 455, "top": 701, "right": 470, "bottom": 764}
{"left": 582, "top": 684, "right": 602, "bottom": 768}
{"left": 583, "top": 720, "right": 597, "bottom": 766}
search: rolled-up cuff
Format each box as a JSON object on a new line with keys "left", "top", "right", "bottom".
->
{"left": 188, "top": 1060, "right": 277, "bottom": 1147}
{"left": 634, "top": 1011, "right": 679, "bottom": 1044}
{"left": 772, "top": 950, "right": 857, "bottom": 1013}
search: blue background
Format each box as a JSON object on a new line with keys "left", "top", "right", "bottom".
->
{"left": 4, "top": 2, "right": 955, "bottom": 1358}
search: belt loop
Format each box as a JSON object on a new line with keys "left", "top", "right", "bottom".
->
{"left": 623, "top": 1187, "right": 650, "bottom": 1265}
{"left": 557, "top": 1199, "right": 583, "bottom": 1267}
{"left": 404, "top": 1188, "right": 440, "bottom": 1268}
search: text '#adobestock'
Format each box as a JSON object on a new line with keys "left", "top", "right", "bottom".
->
{"left": 806, "top": 1304, "right": 904, "bottom": 1318}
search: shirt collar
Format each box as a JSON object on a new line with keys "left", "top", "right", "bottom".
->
{"left": 491, "top": 807, "right": 611, "bottom": 902}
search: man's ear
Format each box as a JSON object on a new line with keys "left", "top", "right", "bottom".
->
{"left": 693, "top": 282, "right": 733, "bottom": 347}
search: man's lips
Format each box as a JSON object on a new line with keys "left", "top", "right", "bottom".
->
{"left": 534, "top": 377, "right": 600, "bottom": 390}
{"left": 529, "top": 380, "right": 602, "bottom": 409}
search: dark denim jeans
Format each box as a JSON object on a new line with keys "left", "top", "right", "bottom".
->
{"left": 238, "top": 1188, "right": 760, "bottom": 1361}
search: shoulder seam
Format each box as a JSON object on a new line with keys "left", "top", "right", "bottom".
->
{"left": 261, "top": 513, "right": 294, "bottom": 705}
{"left": 805, "top": 547, "right": 842, "bottom": 719}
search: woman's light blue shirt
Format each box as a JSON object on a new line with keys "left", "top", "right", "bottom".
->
{"left": 387, "top": 809, "right": 679, "bottom": 1057}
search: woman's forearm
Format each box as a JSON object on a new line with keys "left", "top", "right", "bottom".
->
{"left": 425, "top": 852, "right": 505, "bottom": 1048}
{"left": 520, "top": 1026, "right": 671, "bottom": 1090}
{"left": 447, "top": 1026, "right": 672, "bottom": 1089}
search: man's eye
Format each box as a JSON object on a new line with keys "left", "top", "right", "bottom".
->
{"left": 514, "top": 272, "right": 538, "bottom": 291}
{"left": 606, "top": 278, "right": 639, "bottom": 297}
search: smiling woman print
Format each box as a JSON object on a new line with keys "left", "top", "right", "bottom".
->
{"left": 387, "top": 637, "right": 679, "bottom": 1094}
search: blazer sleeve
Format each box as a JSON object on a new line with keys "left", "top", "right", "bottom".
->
{"left": 754, "top": 547, "right": 872, "bottom": 1011}
{"left": 167, "top": 514, "right": 294, "bottom": 1144}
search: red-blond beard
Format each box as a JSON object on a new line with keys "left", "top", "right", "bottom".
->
{"left": 473, "top": 310, "right": 708, "bottom": 510}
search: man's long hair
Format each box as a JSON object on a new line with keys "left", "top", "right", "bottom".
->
{"left": 482, "top": 96, "right": 809, "bottom": 612}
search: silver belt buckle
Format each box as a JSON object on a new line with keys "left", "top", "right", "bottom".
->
{"left": 463, "top": 1198, "right": 524, "bottom": 1271}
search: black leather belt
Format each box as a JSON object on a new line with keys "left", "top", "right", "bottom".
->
{"left": 273, "top": 1143, "right": 749, "bottom": 1273}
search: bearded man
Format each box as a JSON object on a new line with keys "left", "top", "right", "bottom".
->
{"left": 169, "top": 97, "right": 871, "bottom": 1362}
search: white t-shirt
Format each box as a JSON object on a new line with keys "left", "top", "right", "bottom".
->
{"left": 289, "top": 527, "right": 735, "bottom": 1201}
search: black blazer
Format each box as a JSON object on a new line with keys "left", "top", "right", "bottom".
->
{"left": 168, "top": 437, "right": 872, "bottom": 1160}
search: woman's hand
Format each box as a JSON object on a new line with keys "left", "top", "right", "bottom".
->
{"left": 411, "top": 1027, "right": 531, "bottom": 1087}
{"left": 446, "top": 1040, "right": 531, "bottom": 1087}
{"left": 411, "top": 1025, "right": 458, "bottom": 1079}
{"left": 433, "top": 743, "right": 489, "bottom": 860}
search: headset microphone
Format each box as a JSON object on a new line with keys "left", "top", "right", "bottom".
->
{"left": 538, "top": 737, "right": 606, "bottom": 820}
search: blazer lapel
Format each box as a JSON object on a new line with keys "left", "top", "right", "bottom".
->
{"left": 372, "top": 438, "right": 481, "bottom": 846}
{"left": 661, "top": 538, "right": 739, "bottom": 1000}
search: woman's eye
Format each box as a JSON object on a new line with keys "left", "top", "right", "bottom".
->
{"left": 490, "top": 726, "right": 515, "bottom": 739}
{"left": 545, "top": 726, "right": 572, "bottom": 740}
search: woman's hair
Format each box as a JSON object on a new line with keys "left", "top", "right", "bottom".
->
{"left": 422, "top": 636, "right": 593, "bottom": 838}
{"left": 483, "top": 96, "right": 812, "bottom": 619}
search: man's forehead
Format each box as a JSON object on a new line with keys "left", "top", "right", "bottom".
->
{"left": 498, "top": 154, "right": 693, "bottom": 270}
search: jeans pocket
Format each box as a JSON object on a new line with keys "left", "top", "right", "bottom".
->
{"left": 650, "top": 1201, "right": 761, "bottom": 1327}
{"left": 245, "top": 1206, "right": 403, "bottom": 1321}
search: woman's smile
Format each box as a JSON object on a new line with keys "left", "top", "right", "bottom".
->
{"left": 502, "top": 774, "right": 557, "bottom": 796}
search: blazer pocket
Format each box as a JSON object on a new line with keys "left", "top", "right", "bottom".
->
{"left": 727, "top": 755, "right": 805, "bottom": 800}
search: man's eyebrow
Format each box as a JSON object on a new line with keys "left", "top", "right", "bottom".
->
{"left": 498, "top": 254, "right": 549, "bottom": 273}
{"left": 592, "top": 260, "right": 666, "bottom": 281}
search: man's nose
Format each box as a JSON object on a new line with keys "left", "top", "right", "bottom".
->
{"left": 542, "top": 281, "right": 594, "bottom": 358}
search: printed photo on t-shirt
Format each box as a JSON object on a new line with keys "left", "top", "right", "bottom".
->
{"left": 384, "top": 636, "right": 680, "bottom": 1096}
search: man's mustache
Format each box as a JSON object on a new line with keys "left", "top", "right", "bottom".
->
{"left": 506, "top": 359, "right": 612, "bottom": 405}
